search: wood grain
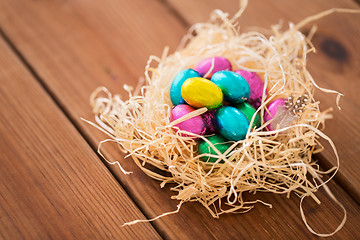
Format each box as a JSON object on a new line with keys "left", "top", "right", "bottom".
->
{"left": 0, "top": 0, "right": 359, "bottom": 239}
{"left": 167, "top": 0, "right": 360, "bottom": 202}
{"left": 0, "top": 36, "right": 160, "bottom": 239}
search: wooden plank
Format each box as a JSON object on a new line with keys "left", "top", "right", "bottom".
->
{"left": 167, "top": 0, "right": 360, "bottom": 202}
{"left": 0, "top": 36, "right": 160, "bottom": 239}
{"left": 0, "top": 0, "right": 359, "bottom": 239}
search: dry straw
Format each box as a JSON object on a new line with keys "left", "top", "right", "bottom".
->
{"left": 85, "top": 0, "right": 360, "bottom": 236}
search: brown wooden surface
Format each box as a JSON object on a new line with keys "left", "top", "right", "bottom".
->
{"left": 0, "top": 37, "right": 160, "bottom": 239}
{"left": 0, "top": 0, "right": 359, "bottom": 239}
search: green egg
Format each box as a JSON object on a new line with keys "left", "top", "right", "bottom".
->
{"left": 235, "top": 102, "right": 261, "bottom": 129}
{"left": 198, "top": 135, "right": 231, "bottom": 163}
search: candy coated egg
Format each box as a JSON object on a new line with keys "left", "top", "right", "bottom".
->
{"left": 215, "top": 106, "right": 250, "bottom": 141}
{"left": 235, "top": 70, "right": 267, "bottom": 109}
{"left": 170, "top": 104, "right": 206, "bottom": 137}
{"left": 181, "top": 77, "right": 223, "bottom": 110}
{"left": 194, "top": 57, "right": 232, "bottom": 79}
{"left": 211, "top": 70, "right": 250, "bottom": 104}
{"left": 170, "top": 69, "right": 200, "bottom": 106}
{"left": 235, "top": 102, "right": 261, "bottom": 129}
{"left": 264, "top": 98, "right": 286, "bottom": 131}
{"left": 198, "top": 135, "right": 231, "bottom": 163}
{"left": 202, "top": 110, "right": 217, "bottom": 134}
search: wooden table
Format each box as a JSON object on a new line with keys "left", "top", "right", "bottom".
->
{"left": 0, "top": 0, "right": 359, "bottom": 239}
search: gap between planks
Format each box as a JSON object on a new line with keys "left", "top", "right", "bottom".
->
{"left": 0, "top": 31, "right": 161, "bottom": 239}
{"left": 0, "top": 27, "right": 166, "bottom": 240}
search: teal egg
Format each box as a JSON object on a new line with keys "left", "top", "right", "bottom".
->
{"left": 198, "top": 135, "right": 231, "bottom": 163}
{"left": 211, "top": 70, "right": 250, "bottom": 103}
{"left": 235, "top": 102, "right": 261, "bottom": 129}
{"left": 170, "top": 69, "right": 200, "bottom": 106}
{"left": 214, "top": 106, "right": 250, "bottom": 141}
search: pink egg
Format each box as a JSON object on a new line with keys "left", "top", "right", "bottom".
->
{"left": 170, "top": 104, "right": 206, "bottom": 137}
{"left": 201, "top": 110, "right": 217, "bottom": 134}
{"left": 264, "top": 98, "right": 286, "bottom": 131}
{"left": 235, "top": 70, "right": 267, "bottom": 109}
{"left": 194, "top": 57, "right": 232, "bottom": 79}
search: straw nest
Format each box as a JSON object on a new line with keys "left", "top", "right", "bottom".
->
{"left": 86, "top": 1, "right": 359, "bottom": 236}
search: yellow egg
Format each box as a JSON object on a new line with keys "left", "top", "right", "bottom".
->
{"left": 181, "top": 77, "right": 223, "bottom": 110}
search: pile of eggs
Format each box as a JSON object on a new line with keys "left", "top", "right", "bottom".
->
{"left": 169, "top": 57, "right": 284, "bottom": 163}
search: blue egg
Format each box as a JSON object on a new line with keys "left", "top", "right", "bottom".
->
{"left": 211, "top": 70, "right": 250, "bottom": 103}
{"left": 214, "top": 106, "right": 250, "bottom": 141}
{"left": 170, "top": 69, "right": 200, "bottom": 106}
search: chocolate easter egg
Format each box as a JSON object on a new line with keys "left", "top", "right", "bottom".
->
{"left": 198, "top": 135, "right": 231, "bottom": 163}
{"left": 264, "top": 98, "right": 286, "bottom": 131}
{"left": 194, "top": 57, "right": 232, "bottom": 79}
{"left": 170, "top": 104, "right": 206, "bottom": 137}
{"left": 235, "top": 102, "right": 261, "bottom": 129}
{"left": 170, "top": 69, "right": 200, "bottom": 106}
{"left": 202, "top": 110, "right": 217, "bottom": 134}
{"left": 211, "top": 70, "right": 250, "bottom": 104}
{"left": 214, "top": 106, "right": 250, "bottom": 141}
{"left": 236, "top": 70, "right": 267, "bottom": 108}
{"left": 181, "top": 77, "right": 223, "bottom": 110}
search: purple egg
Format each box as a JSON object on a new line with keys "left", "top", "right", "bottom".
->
{"left": 201, "top": 110, "right": 217, "bottom": 134}
{"left": 235, "top": 70, "right": 267, "bottom": 108}
{"left": 264, "top": 98, "right": 286, "bottom": 131}
{"left": 170, "top": 104, "right": 206, "bottom": 137}
{"left": 194, "top": 57, "right": 232, "bottom": 79}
